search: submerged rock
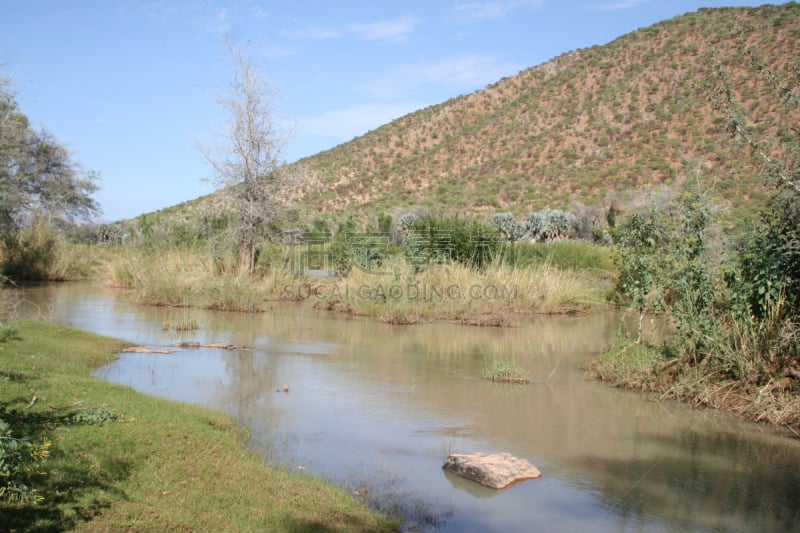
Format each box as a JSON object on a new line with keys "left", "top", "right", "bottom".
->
{"left": 442, "top": 452, "right": 541, "bottom": 490}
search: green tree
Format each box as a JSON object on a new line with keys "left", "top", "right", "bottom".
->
{"left": 0, "top": 78, "right": 99, "bottom": 242}
{"left": 1, "top": 75, "right": 99, "bottom": 280}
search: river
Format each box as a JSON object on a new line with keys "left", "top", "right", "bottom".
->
{"left": 3, "top": 282, "right": 800, "bottom": 532}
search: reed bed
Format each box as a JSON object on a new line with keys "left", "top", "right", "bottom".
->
{"left": 312, "top": 257, "right": 610, "bottom": 324}
{"left": 52, "top": 242, "right": 611, "bottom": 321}
{"left": 47, "top": 243, "right": 103, "bottom": 280}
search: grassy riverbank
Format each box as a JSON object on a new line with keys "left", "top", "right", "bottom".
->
{"left": 588, "top": 335, "right": 800, "bottom": 437}
{"left": 0, "top": 320, "right": 396, "bottom": 532}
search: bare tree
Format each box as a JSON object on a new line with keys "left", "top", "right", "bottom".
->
{"left": 200, "top": 45, "right": 305, "bottom": 275}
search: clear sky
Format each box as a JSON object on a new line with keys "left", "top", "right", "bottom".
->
{"left": 1, "top": 0, "right": 776, "bottom": 221}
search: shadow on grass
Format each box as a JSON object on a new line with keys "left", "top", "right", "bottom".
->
{"left": 570, "top": 427, "right": 800, "bottom": 531}
{"left": 1, "top": 407, "right": 132, "bottom": 532}
{"left": 0, "top": 370, "right": 32, "bottom": 382}
{"left": 284, "top": 518, "right": 390, "bottom": 533}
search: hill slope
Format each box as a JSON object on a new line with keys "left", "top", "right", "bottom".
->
{"left": 130, "top": 3, "right": 800, "bottom": 238}
{"left": 292, "top": 3, "right": 798, "bottom": 225}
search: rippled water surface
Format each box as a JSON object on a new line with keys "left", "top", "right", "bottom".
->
{"left": 5, "top": 282, "right": 800, "bottom": 532}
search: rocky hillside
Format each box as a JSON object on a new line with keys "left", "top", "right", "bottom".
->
{"left": 293, "top": 3, "right": 799, "bottom": 226}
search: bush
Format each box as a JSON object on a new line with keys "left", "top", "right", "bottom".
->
{"left": 733, "top": 199, "right": 800, "bottom": 322}
{"left": 490, "top": 213, "right": 528, "bottom": 242}
{"left": 405, "top": 215, "right": 501, "bottom": 271}
{"left": 0, "top": 322, "right": 19, "bottom": 343}
{"left": 0, "top": 219, "right": 57, "bottom": 281}
{"left": 390, "top": 212, "right": 420, "bottom": 244}
{"left": 610, "top": 207, "right": 669, "bottom": 344}
{"left": 0, "top": 420, "right": 51, "bottom": 505}
{"left": 491, "top": 209, "right": 579, "bottom": 243}
{"left": 526, "top": 209, "right": 576, "bottom": 242}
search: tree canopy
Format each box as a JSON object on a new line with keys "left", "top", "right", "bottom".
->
{"left": 0, "top": 76, "right": 99, "bottom": 242}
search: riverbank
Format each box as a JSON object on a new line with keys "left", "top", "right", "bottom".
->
{"left": 0, "top": 320, "right": 396, "bottom": 531}
{"left": 588, "top": 341, "right": 800, "bottom": 438}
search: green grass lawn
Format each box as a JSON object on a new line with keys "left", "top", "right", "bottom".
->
{"left": 0, "top": 320, "right": 396, "bottom": 532}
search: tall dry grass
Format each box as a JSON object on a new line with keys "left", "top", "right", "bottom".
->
{"left": 48, "top": 243, "right": 105, "bottom": 280}
{"left": 99, "top": 245, "right": 300, "bottom": 312}
{"left": 311, "top": 257, "right": 610, "bottom": 324}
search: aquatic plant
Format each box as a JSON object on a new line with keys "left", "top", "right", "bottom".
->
{"left": 480, "top": 357, "right": 530, "bottom": 383}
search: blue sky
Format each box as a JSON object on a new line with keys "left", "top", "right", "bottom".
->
{"left": 1, "top": 0, "right": 775, "bottom": 221}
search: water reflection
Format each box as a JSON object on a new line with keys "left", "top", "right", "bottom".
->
{"left": 573, "top": 427, "right": 800, "bottom": 532}
{"left": 3, "top": 282, "right": 800, "bottom": 532}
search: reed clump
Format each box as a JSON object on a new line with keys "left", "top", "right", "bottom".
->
{"left": 162, "top": 307, "right": 200, "bottom": 331}
{"left": 99, "top": 245, "right": 303, "bottom": 312}
{"left": 481, "top": 357, "right": 530, "bottom": 383}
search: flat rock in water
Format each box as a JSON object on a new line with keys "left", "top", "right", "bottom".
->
{"left": 170, "top": 342, "right": 246, "bottom": 350}
{"left": 121, "top": 346, "right": 176, "bottom": 354}
{"left": 442, "top": 452, "right": 541, "bottom": 490}
{"left": 203, "top": 342, "right": 239, "bottom": 350}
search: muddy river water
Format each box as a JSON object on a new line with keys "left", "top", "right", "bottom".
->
{"left": 5, "top": 282, "right": 800, "bottom": 532}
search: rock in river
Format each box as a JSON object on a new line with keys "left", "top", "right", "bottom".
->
{"left": 442, "top": 452, "right": 541, "bottom": 490}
